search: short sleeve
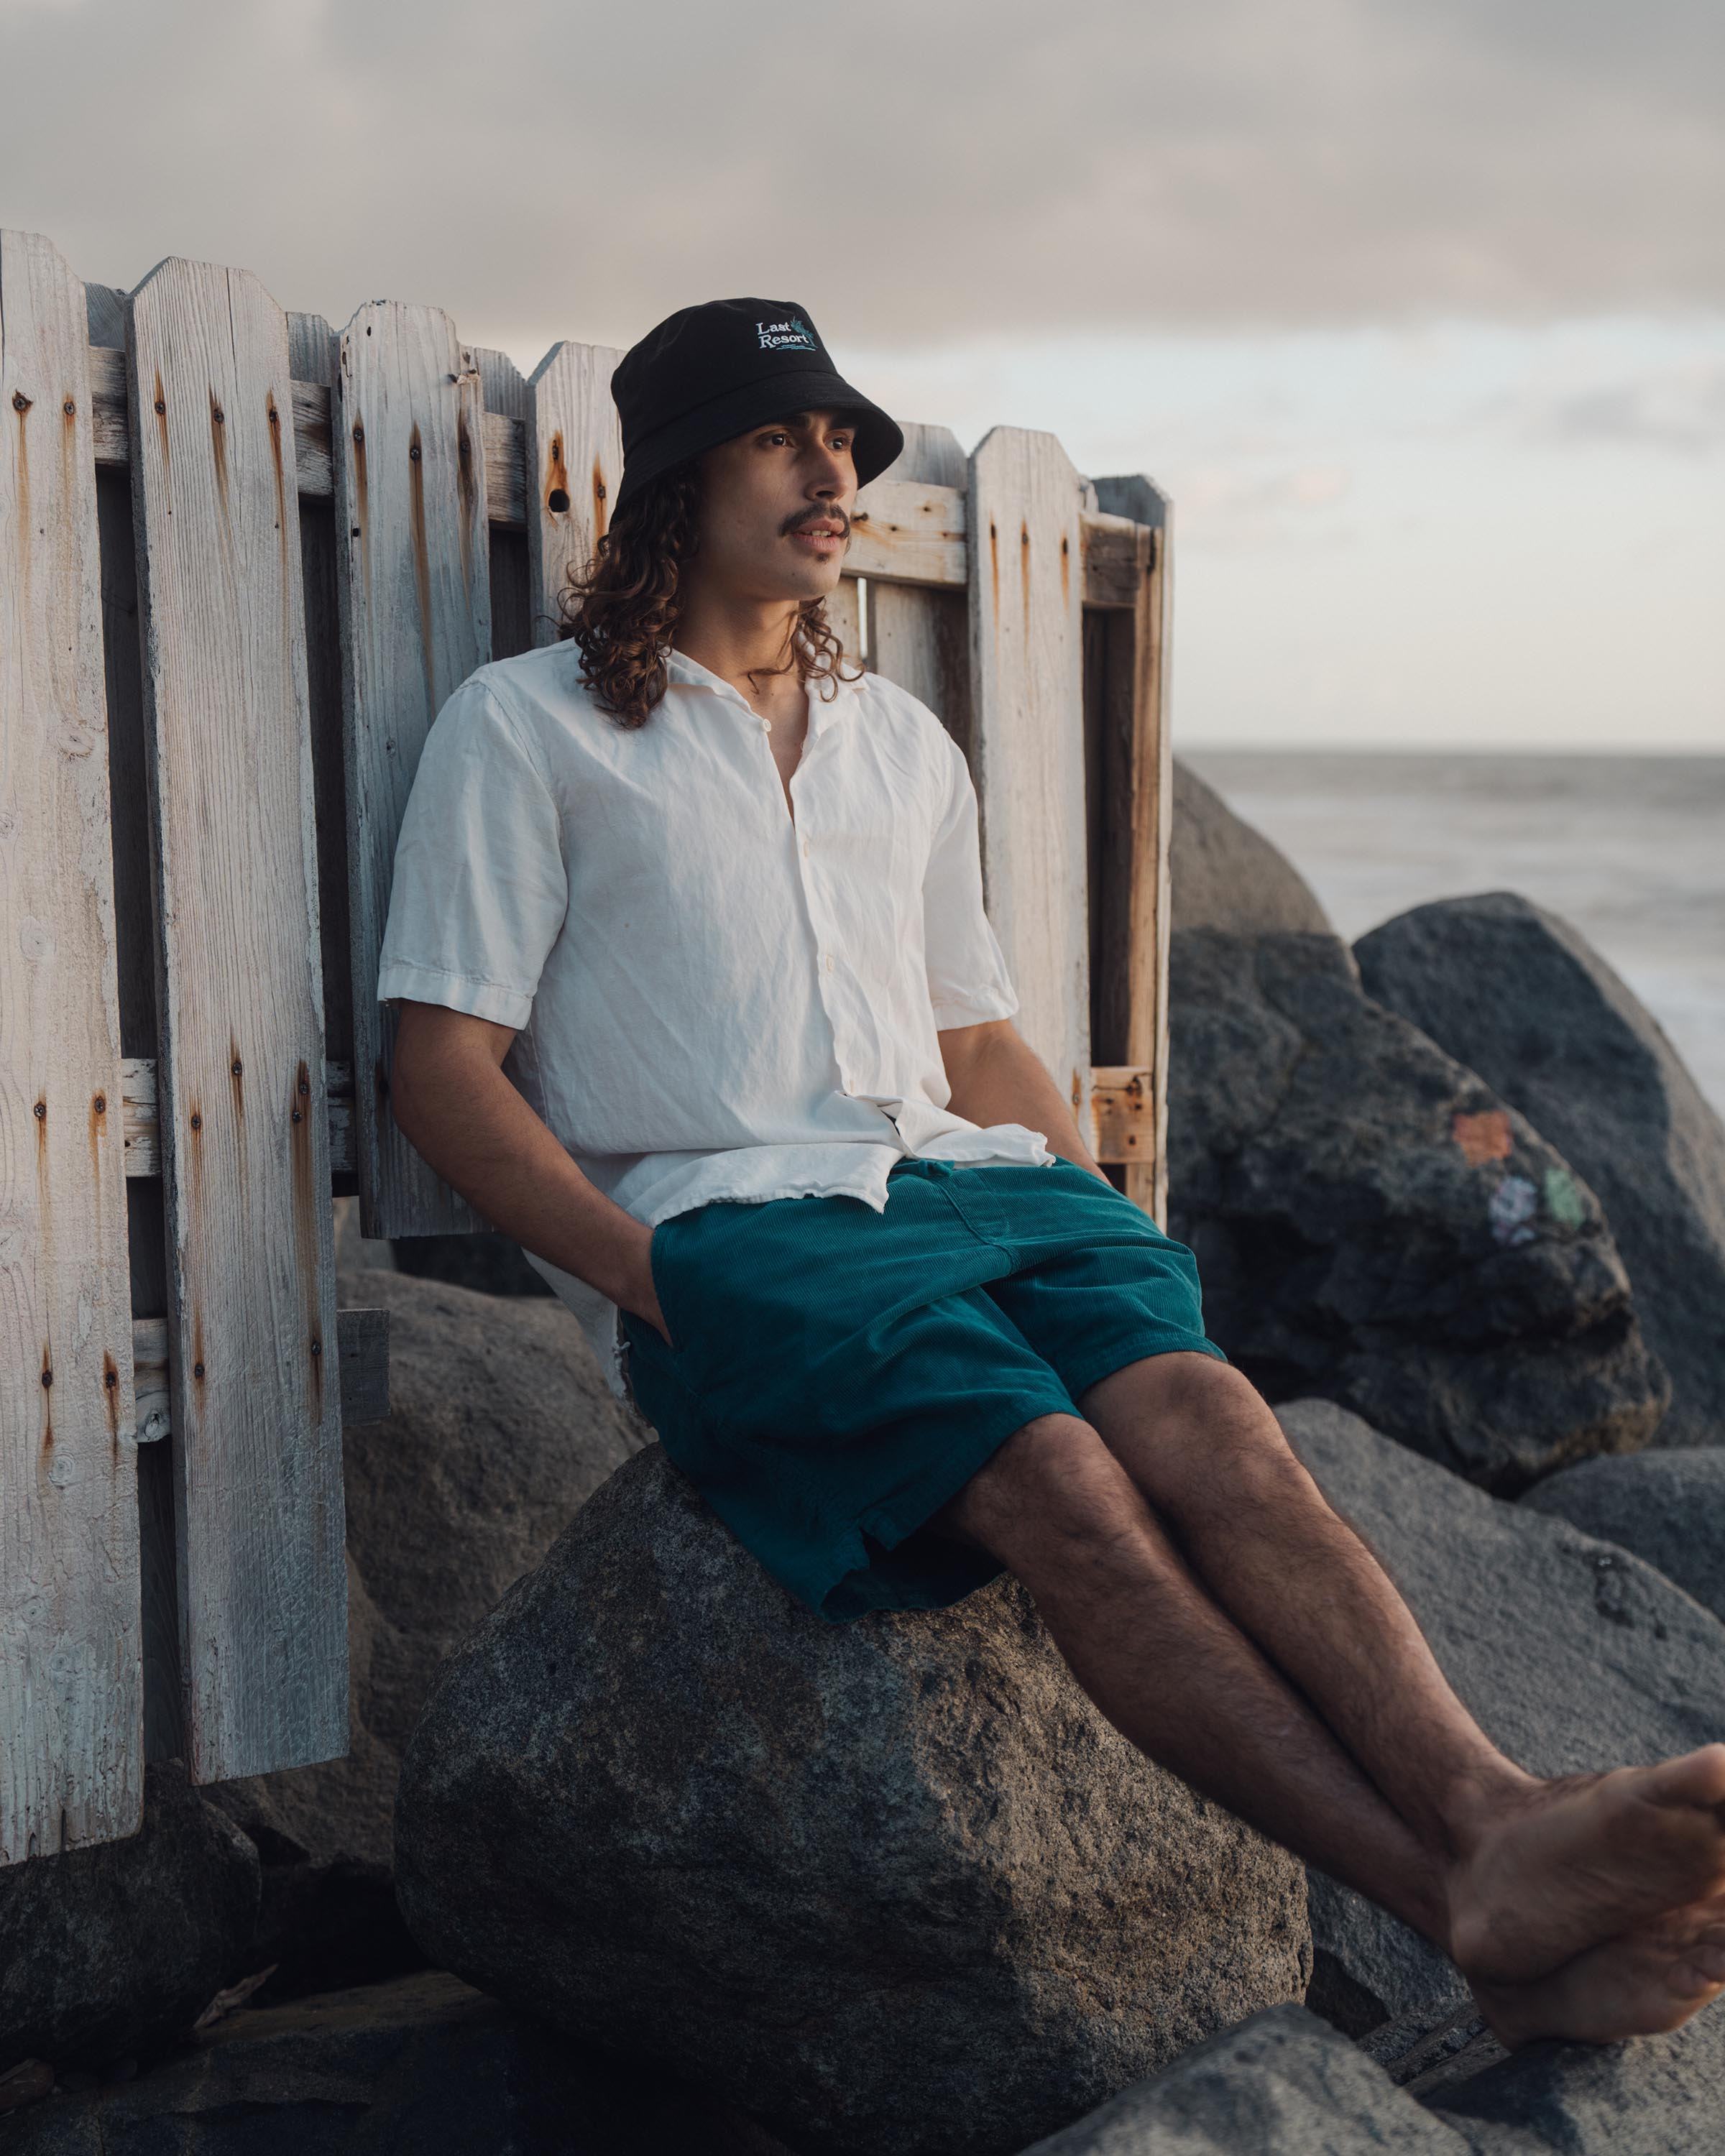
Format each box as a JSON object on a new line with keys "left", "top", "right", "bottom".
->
{"left": 923, "top": 729, "right": 1020, "bottom": 1029}
{"left": 376, "top": 678, "right": 568, "bottom": 1030}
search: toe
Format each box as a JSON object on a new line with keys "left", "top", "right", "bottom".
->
{"left": 1668, "top": 1963, "right": 1725, "bottom": 2003}
{"left": 1648, "top": 1746, "right": 1725, "bottom": 1812}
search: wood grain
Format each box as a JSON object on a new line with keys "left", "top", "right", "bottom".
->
{"left": 85, "top": 349, "right": 1136, "bottom": 601}
{"left": 126, "top": 255, "right": 346, "bottom": 1784}
{"left": 525, "top": 341, "right": 623, "bottom": 649}
{"left": 474, "top": 349, "right": 533, "bottom": 663}
{"left": 131, "top": 1306, "right": 388, "bottom": 1440}
{"left": 335, "top": 302, "right": 492, "bottom": 1240}
{"left": 967, "top": 428, "right": 1090, "bottom": 1123}
{"left": 1092, "top": 474, "right": 1172, "bottom": 1224}
{"left": 866, "top": 424, "right": 972, "bottom": 755}
{"left": 119, "top": 1056, "right": 351, "bottom": 1178}
{"left": 0, "top": 230, "right": 143, "bottom": 1866}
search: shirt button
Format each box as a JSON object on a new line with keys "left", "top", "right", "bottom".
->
{"left": 802, "top": 837, "right": 811, "bottom": 857}
{"left": 824, "top": 953, "right": 835, "bottom": 972}
{"left": 760, "top": 718, "right": 772, "bottom": 734}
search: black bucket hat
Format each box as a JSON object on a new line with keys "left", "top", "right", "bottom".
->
{"left": 610, "top": 298, "right": 904, "bottom": 512}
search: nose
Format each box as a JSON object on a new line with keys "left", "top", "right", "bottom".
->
{"left": 804, "top": 430, "right": 852, "bottom": 499}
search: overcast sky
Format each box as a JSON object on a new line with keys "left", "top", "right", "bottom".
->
{"left": 5, "top": 0, "right": 1721, "bottom": 748}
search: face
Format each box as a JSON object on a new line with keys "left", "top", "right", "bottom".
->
{"left": 692, "top": 409, "right": 860, "bottom": 604}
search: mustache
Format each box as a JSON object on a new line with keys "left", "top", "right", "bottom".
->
{"left": 781, "top": 505, "right": 852, "bottom": 538}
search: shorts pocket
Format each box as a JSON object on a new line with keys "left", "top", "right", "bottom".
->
{"left": 646, "top": 1217, "right": 686, "bottom": 1355}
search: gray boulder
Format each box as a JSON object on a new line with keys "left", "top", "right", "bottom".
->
{"left": 1171, "top": 761, "right": 1335, "bottom": 936}
{"left": 204, "top": 1263, "right": 643, "bottom": 1999}
{"left": 0, "top": 1761, "right": 259, "bottom": 2078}
{"left": 394, "top": 1446, "right": 1311, "bottom": 2156}
{"left": 0, "top": 1971, "right": 793, "bottom": 2155}
{"left": 1522, "top": 1449, "right": 1725, "bottom": 1626}
{"left": 1017, "top": 1996, "right": 1725, "bottom": 2155}
{"left": 1169, "top": 929, "right": 1668, "bottom": 1490}
{"left": 1016, "top": 2004, "right": 1459, "bottom": 2153}
{"left": 1276, "top": 1399, "right": 1725, "bottom": 2031}
{"left": 1356, "top": 893, "right": 1725, "bottom": 1449}
{"left": 1432, "top": 1996, "right": 1725, "bottom": 2152}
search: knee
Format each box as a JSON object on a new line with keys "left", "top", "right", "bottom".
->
{"left": 1105, "top": 1356, "right": 1309, "bottom": 1510}
{"left": 964, "top": 1414, "right": 1153, "bottom": 1561}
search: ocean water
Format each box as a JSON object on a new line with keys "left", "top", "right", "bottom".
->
{"left": 1185, "top": 752, "right": 1725, "bottom": 1123}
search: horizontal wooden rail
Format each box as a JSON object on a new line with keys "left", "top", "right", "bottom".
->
{"left": 132, "top": 1307, "right": 390, "bottom": 1443}
{"left": 119, "top": 1058, "right": 355, "bottom": 1178}
{"left": 83, "top": 344, "right": 1151, "bottom": 607}
{"left": 119, "top": 1054, "right": 1147, "bottom": 1179}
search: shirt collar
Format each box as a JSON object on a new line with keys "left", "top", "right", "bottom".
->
{"left": 666, "top": 645, "right": 862, "bottom": 737}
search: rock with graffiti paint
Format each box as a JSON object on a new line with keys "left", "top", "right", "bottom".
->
{"left": 1166, "top": 928, "right": 1668, "bottom": 1491}
{"left": 1356, "top": 892, "right": 1725, "bottom": 1450}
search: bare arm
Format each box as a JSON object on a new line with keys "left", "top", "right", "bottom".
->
{"left": 387, "top": 1000, "right": 669, "bottom": 1340}
{"left": 937, "top": 1018, "right": 1109, "bottom": 1184}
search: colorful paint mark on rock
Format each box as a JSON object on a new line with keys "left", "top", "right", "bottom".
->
{"left": 1453, "top": 1109, "right": 1514, "bottom": 1165}
{"left": 1542, "top": 1166, "right": 1587, "bottom": 1230}
{"left": 1489, "top": 1174, "right": 1540, "bottom": 1247}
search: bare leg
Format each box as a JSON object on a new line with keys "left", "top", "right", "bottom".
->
{"left": 1079, "top": 1353, "right": 1725, "bottom": 1988}
{"left": 932, "top": 1404, "right": 1725, "bottom": 2046}
{"left": 932, "top": 1412, "right": 1455, "bottom": 1950}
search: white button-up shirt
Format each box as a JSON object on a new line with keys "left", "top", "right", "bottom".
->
{"left": 376, "top": 642, "right": 1053, "bottom": 1392}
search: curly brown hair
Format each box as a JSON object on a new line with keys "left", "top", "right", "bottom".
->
{"left": 556, "top": 461, "right": 860, "bottom": 729}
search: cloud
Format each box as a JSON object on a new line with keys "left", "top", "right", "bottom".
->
{"left": 1533, "top": 367, "right": 1725, "bottom": 453}
{"left": 2, "top": 0, "right": 1723, "bottom": 354}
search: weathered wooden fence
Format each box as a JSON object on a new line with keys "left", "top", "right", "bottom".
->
{"left": 1, "top": 229, "right": 1173, "bottom": 1864}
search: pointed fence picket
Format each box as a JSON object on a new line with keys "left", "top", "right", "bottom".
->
{"left": 1, "top": 227, "right": 1174, "bottom": 1858}
{"left": 1, "top": 230, "right": 143, "bottom": 1866}
{"left": 337, "top": 304, "right": 492, "bottom": 1241}
{"left": 125, "top": 256, "right": 346, "bottom": 1783}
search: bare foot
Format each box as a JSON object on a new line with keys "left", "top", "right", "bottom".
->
{"left": 1472, "top": 1901, "right": 1725, "bottom": 2049}
{"left": 1449, "top": 1746, "right": 1725, "bottom": 1987}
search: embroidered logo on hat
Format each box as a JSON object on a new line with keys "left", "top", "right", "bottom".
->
{"left": 756, "top": 315, "right": 818, "bottom": 354}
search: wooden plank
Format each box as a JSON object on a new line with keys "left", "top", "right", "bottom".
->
{"left": 525, "top": 340, "right": 623, "bottom": 648}
{"left": 474, "top": 348, "right": 533, "bottom": 662}
{"left": 1, "top": 229, "right": 143, "bottom": 1866}
{"left": 336, "top": 302, "right": 492, "bottom": 1240}
{"left": 286, "top": 315, "right": 354, "bottom": 1162}
{"left": 131, "top": 1306, "right": 390, "bottom": 1440}
{"left": 119, "top": 1057, "right": 354, "bottom": 1179}
{"left": 866, "top": 424, "right": 972, "bottom": 755}
{"left": 1092, "top": 474, "right": 1173, "bottom": 1225}
{"left": 88, "top": 343, "right": 1133, "bottom": 604}
{"left": 827, "top": 573, "right": 862, "bottom": 667}
{"left": 83, "top": 281, "right": 127, "bottom": 351}
{"left": 967, "top": 427, "right": 1090, "bottom": 1122}
{"left": 1087, "top": 1065, "right": 1156, "bottom": 1167}
{"left": 847, "top": 476, "right": 965, "bottom": 588}
{"left": 1080, "top": 511, "right": 1150, "bottom": 611}
{"left": 126, "top": 255, "right": 346, "bottom": 1784}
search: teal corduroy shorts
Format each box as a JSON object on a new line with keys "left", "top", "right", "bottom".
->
{"left": 620, "top": 1155, "right": 1227, "bottom": 1622}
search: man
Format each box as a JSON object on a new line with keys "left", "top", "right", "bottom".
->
{"left": 377, "top": 298, "right": 1725, "bottom": 2050}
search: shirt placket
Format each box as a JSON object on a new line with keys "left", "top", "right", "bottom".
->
{"left": 783, "top": 723, "right": 862, "bottom": 1098}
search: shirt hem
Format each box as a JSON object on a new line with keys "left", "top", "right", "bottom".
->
{"left": 377, "top": 961, "right": 533, "bottom": 1030}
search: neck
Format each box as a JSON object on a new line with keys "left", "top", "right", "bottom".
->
{"left": 672, "top": 580, "right": 805, "bottom": 701}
